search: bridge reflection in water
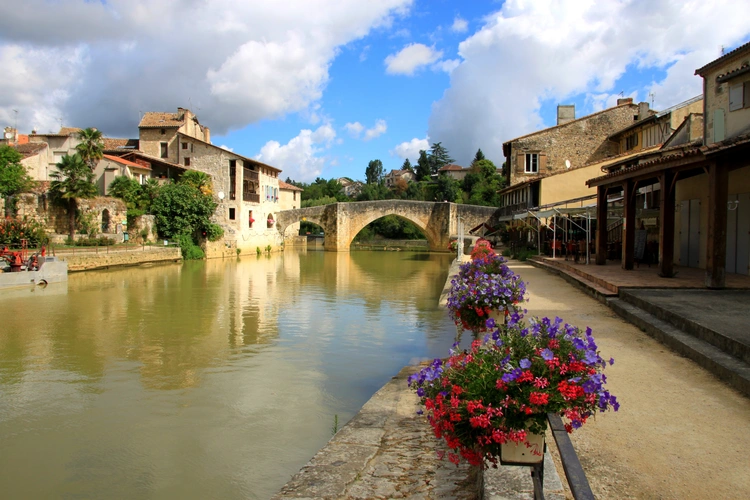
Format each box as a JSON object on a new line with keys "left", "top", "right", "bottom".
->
{"left": 0, "top": 249, "right": 458, "bottom": 500}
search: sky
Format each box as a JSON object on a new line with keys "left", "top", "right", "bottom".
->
{"left": 1, "top": 0, "right": 749, "bottom": 183}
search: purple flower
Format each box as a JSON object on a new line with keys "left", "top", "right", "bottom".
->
{"left": 609, "top": 357, "right": 615, "bottom": 366}
{"left": 417, "top": 387, "right": 425, "bottom": 397}
{"left": 541, "top": 348, "right": 554, "bottom": 361}
{"left": 485, "top": 317, "right": 496, "bottom": 329}
{"left": 520, "top": 358, "right": 531, "bottom": 369}
{"left": 584, "top": 350, "right": 599, "bottom": 365}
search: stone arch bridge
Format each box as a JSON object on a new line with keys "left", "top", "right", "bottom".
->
{"left": 275, "top": 200, "right": 501, "bottom": 252}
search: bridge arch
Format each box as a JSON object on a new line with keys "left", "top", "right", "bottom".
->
{"left": 343, "top": 209, "right": 437, "bottom": 250}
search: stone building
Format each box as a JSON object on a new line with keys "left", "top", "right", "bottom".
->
{"left": 384, "top": 169, "right": 414, "bottom": 188}
{"left": 21, "top": 127, "right": 83, "bottom": 181}
{"left": 436, "top": 164, "right": 468, "bottom": 182}
{"left": 502, "top": 101, "right": 643, "bottom": 187}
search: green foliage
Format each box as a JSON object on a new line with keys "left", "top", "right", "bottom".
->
{"left": 150, "top": 183, "right": 216, "bottom": 239}
{"left": 356, "top": 182, "right": 391, "bottom": 201}
{"left": 76, "top": 210, "right": 98, "bottom": 237}
{"left": 50, "top": 153, "right": 98, "bottom": 240}
{"left": 0, "top": 145, "right": 33, "bottom": 216}
{"left": 462, "top": 159, "right": 505, "bottom": 207}
{"left": 428, "top": 142, "right": 454, "bottom": 175}
{"left": 434, "top": 173, "right": 462, "bottom": 202}
{"left": 0, "top": 216, "right": 48, "bottom": 247}
{"left": 301, "top": 196, "right": 338, "bottom": 208}
{"left": 472, "top": 148, "right": 485, "bottom": 164}
{"left": 175, "top": 233, "right": 205, "bottom": 260}
{"left": 109, "top": 176, "right": 142, "bottom": 206}
{"left": 75, "top": 128, "right": 104, "bottom": 169}
{"left": 265, "top": 244, "right": 272, "bottom": 253}
{"left": 205, "top": 223, "right": 224, "bottom": 242}
{"left": 401, "top": 158, "right": 413, "bottom": 172}
{"left": 415, "top": 150, "right": 431, "bottom": 181}
{"left": 502, "top": 248, "right": 512, "bottom": 257}
{"left": 353, "top": 215, "right": 425, "bottom": 242}
{"left": 66, "top": 236, "right": 115, "bottom": 247}
{"left": 365, "top": 159, "right": 384, "bottom": 185}
{"left": 300, "top": 221, "right": 323, "bottom": 234}
{"left": 405, "top": 181, "right": 426, "bottom": 200}
{"left": 236, "top": 248, "right": 241, "bottom": 256}
{"left": 299, "top": 177, "right": 346, "bottom": 202}
{"left": 256, "top": 247, "right": 262, "bottom": 256}
{"left": 180, "top": 170, "right": 212, "bottom": 192}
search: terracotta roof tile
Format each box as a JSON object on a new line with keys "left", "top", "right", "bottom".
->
{"left": 102, "top": 138, "right": 140, "bottom": 151}
{"left": 103, "top": 154, "right": 151, "bottom": 170}
{"left": 279, "top": 180, "right": 303, "bottom": 191}
{"left": 139, "top": 112, "right": 184, "bottom": 128}
{"left": 12, "top": 142, "right": 47, "bottom": 158}
{"left": 439, "top": 163, "right": 464, "bottom": 171}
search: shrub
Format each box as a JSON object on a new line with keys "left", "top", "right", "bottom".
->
{"left": 502, "top": 248, "right": 512, "bottom": 258}
{"left": 205, "top": 223, "right": 224, "bottom": 242}
{"left": 0, "top": 216, "right": 48, "bottom": 247}
{"left": 175, "top": 233, "right": 204, "bottom": 260}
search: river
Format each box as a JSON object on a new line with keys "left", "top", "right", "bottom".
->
{"left": 0, "top": 249, "right": 457, "bottom": 499}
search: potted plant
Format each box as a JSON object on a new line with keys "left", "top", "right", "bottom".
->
{"left": 408, "top": 314, "right": 618, "bottom": 469}
{"left": 446, "top": 253, "right": 526, "bottom": 339}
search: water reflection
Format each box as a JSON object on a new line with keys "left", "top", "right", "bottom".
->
{"left": 0, "top": 250, "right": 457, "bottom": 499}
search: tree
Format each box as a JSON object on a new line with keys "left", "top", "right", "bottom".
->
{"left": 415, "top": 150, "right": 431, "bottom": 181}
{"left": 50, "top": 154, "right": 98, "bottom": 241}
{"left": 393, "top": 177, "right": 408, "bottom": 196}
{"left": 0, "top": 145, "right": 33, "bottom": 216}
{"left": 75, "top": 128, "right": 104, "bottom": 169}
{"left": 365, "top": 159, "right": 384, "bottom": 185}
{"left": 463, "top": 159, "right": 505, "bottom": 206}
{"left": 428, "top": 142, "right": 454, "bottom": 175}
{"left": 108, "top": 176, "right": 143, "bottom": 208}
{"left": 434, "top": 173, "right": 462, "bottom": 203}
{"left": 471, "top": 148, "right": 485, "bottom": 165}
{"left": 151, "top": 182, "right": 217, "bottom": 240}
{"left": 401, "top": 158, "right": 414, "bottom": 173}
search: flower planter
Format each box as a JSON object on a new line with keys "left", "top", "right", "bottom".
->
{"left": 500, "top": 432, "right": 545, "bottom": 465}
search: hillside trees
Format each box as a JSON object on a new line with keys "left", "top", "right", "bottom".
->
{"left": 428, "top": 142, "right": 454, "bottom": 175}
{"left": 365, "top": 159, "right": 384, "bottom": 185}
{"left": 415, "top": 150, "right": 431, "bottom": 181}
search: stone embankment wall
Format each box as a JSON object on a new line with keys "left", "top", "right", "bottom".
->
{"left": 61, "top": 246, "right": 182, "bottom": 272}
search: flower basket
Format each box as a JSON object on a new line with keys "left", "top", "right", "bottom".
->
{"left": 408, "top": 315, "right": 618, "bottom": 469}
{"left": 446, "top": 254, "right": 526, "bottom": 337}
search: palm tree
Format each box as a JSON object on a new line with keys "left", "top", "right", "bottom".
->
{"left": 50, "top": 154, "right": 98, "bottom": 241}
{"left": 75, "top": 127, "right": 104, "bottom": 169}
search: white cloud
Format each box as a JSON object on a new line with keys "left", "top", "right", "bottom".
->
{"left": 451, "top": 17, "right": 468, "bottom": 33}
{"left": 0, "top": 0, "right": 413, "bottom": 136}
{"left": 359, "top": 45, "right": 370, "bottom": 62}
{"left": 428, "top": 0, "right": 750, "bottom": 167}
{"left": 433, "top": 59, "right": 461, "bottom": 74}
{"left": 344, "top": 121, "right": 365, "bottom": 137}
{"left": 255, "top": 124, "right": 336, "bottom": 182}
{"left": 390, "top": 136, "right": 429, "bottom": 163}
{"left": 218, "top": 144, "right": 234, "bottom": 152}
{"left": 385, "top": 43, "right": 442, "bottom": 75}
{"left": 345, "top": 119, "right": 387, "bottom": 140}
{"left": 363, "top": 119, "right": 387, "bottom": 140}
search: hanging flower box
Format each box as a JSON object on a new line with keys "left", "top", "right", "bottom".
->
{"left": 267, "top": 218, "right": 275, "bottom": 227}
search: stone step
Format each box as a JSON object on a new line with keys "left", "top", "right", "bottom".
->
{"left": 527, "top": 258, "right": 618, "bottom": 304}
{"left": 529, "top": 256, "right": 619, "bottom": 294}
{"left": 608, "top": 298, "right": 750, "bottom": 398}
{"left": 619, "top": 290, "right": 750, "bottom": 365}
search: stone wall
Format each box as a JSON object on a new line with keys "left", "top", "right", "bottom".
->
{"left": 12, "top": 193, "right": 127, "bottom": 237}
{"left": 128, "top": 214, "right": 157, "bottom": 243}
{"left": 505, "top": 103, "right": 639, "bottom": 186}
{"left": 61, "top": 246, "right": 182, "bottom": 271}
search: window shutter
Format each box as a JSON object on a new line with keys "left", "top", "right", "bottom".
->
{"left": 729, "top": 83, "right": 743, "bottom": 111}
{"left": 516, "top": 152, "right": 525, "bottom": 173}
{"left": 744, "top": 82, "right": 750, "bottom": 109}
{"left": 539, "top": 153, "right": 547, "bottom": 171}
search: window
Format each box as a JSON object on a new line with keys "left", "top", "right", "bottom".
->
{"left": 524, "top": 153, "right": 538, "bottom": 174}
{"left": 729, "top": 83, "right": 744, "bottom": 111}
{"left": 160, "top": 128, "right": 165, "bottom": 135}
{"left": 182, "top": 143, "right": 188, "bottom": 149}
{"left": 293, "top": 191, "right": 296, "bottom": 201}
{"left": 184, "top": 157, "right": 190, "bottom": 167}
{"left": 625, "top": 133, "right": 638, "bottom": 151}
{"left": 229, "top": 208, "right": 235, "bottom": 220}
{"left": 249, "top": 210, "right": 254, "bottom": 228}
{"left": 229, "top": 160, "right": 236, "bottom": 200}
{"left": 160, "top": 142, "right": 168, "bottom": 158}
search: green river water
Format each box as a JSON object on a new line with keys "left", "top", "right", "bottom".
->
{"left": 0, "top": 249, "right": 457, "bottom": 499}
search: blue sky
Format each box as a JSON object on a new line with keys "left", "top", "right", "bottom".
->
{"left": 1, "top": 1, "right": 749, "bottom": 183}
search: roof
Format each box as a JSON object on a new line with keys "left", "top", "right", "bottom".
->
{"left": 102, "top": 154, "right": 151, "bottom": 170}
{"left": 102, "top": 138, "right": 140, "bottom": 152}
{"left": 502, "top": 102, "right": 638, "bottom": 152}
{"left": 177, "top": 132, "right": 282, "bottom": 173}
{"left": 12, "top": 142, "right": 47, "bottom": 158}
{"left": 139, "top": 111, "right": 184, "bottom": 128}
{"left": 278, "top": 180, "right": 303, "bottom": 191}
{"left": 33, "top": 126, "right": 82, "bottom": 137}
{"left": 716, "top": 62, "right": 750, "bottom": 83}
{"left": 120, "top": 151, "right": 187, "bottom": 170}
{"left": 438, "top": 163, "right": 464, "bottom": 171}
{"left": 695, "top": 40, "right": 750, "bottom": 76}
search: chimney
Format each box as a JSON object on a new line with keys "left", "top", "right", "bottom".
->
{"left": 617, "top": 97, "right": 633, "bottom": 105}
{"left": 557, "top": 104, "right": 575, "bottom": 125}
{"left": 638, "top": 102, "right": 650, "bottom": 120}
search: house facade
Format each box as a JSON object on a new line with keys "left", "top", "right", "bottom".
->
{"left": 384, "top": 169, "right": 414, "bottom": 188}
{"left": 502, "top": 101, "right": 643, "bottom": 187}
{"left": 436, "top": 164, "right": 468, "bottom": 182}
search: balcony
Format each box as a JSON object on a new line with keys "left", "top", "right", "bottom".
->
{"left": 243, "top": 168, "right": 259, "bottom": 183}
{"left": 244, "top": 192, "right": 260, "bottom": 203}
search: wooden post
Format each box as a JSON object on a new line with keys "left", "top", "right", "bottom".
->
{"left": 706, "top": 162, "right": 728, "bottom": 288}
{"left": 622, "top": 180, "right": 636, "bottom": 270}
{"left": 595, "top": 186, "right": 608, "bottom": 265}
{"left": 659, "top": 171, "right": 676, "bottom": 277}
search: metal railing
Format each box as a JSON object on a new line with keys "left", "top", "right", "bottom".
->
{"left": 529, "top": 413, "right": 595, "bottom": 500}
